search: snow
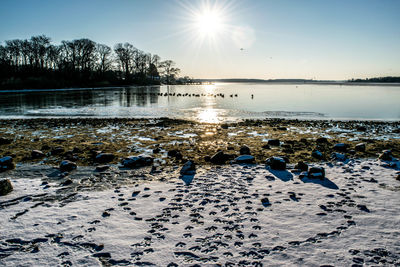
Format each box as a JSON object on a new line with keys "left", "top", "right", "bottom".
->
{"left": 0, "top": 159, "right": 399, "bottom": 266}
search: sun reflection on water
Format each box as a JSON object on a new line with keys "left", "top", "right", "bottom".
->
{"left": 197, "top": 108, "right": 220, "bottom": 123}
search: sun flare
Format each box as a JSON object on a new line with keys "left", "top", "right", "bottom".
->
{"left": 195, "top": 9, "right": 223, "bottom": 37}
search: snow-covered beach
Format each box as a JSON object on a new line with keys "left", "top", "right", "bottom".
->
{"left": 0, "top": 118, "right": 399, "bottom": 266}
{"left": 1, "top": 158, "right": 399, "bottom": 266}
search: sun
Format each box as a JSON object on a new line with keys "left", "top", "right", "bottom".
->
{"left": 195, "top": 8, "right": 223, "bottom": 37}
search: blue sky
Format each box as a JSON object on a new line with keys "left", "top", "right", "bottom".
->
{"left": 1, "top": 0, "right": 399, "bottom": 80}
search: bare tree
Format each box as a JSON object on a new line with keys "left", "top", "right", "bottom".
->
{"left": 96, "top": 44, "right": 112, "bottom": 74}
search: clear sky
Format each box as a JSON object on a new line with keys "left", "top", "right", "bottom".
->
{"left": 0, "top": 0, "right": 399, "bottom": 80}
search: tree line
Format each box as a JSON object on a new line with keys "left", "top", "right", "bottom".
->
{"left": 348, "top": 76, "right": 400, "bottom": 83}
{"left": 0, "top": 35, "right": 183, "bottom": 89}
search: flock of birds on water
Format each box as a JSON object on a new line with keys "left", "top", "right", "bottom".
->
{"left": 119, "top": 92, "right": 255, "bottom": 98}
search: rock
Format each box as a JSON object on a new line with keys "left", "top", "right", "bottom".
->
{"left": 355, "top": 143, "right": 366, "bottom": 152}
{"left": 333, "top": 143, "right": 349, "bottom": 152}
{"left": 356, "top": 126, "right": 367, "bottom": 131}
{"left": 153, "top": 147, "right": 161, "bottom": 154}
{"left": 95, "top": 165, "right": 110, "bottom": 172}
{"left": 61, "top": 179, "right": 73, "bottom": 186}
{"left": 267, "top": 139, "right": 280, "bottom": 146}
{"left": 262, "top": 144, "right": 270, "bottom": 149}
{"left": 239, "top": 145, "right": 251, "bottom": 155}
{"left": 168, "top": 150, "right": 179, "bottom": 157}
{"left": 311, "top": 150, "right": 324, "bottom": 160}
{"left": 266, "top": 157, "right": 286, "bottom": 170}
{"left": 31, "top": 150, "right": 45, "bottom": 159}
{"left": 0, "top": 179, "right": 13, "bottom": 196}
{"left": 235, "top": 155, "right": 255, "bottom": 164}
{"left": 261, "top": 198, "right": 271, "bottom": 207}
{"left": 51, "top": 147, "right": 65, "bottom": 155}
{"left": 122, "top": 155, "right": 153, "bottom": 168}
{"left": 59, "top": 160, "right": 77, "bottom": 172}
{"left": 308, "top": 167, "right": 325, "bottom": 179}
{"left": 0, "top": 156, "right": 15, "bottom": 171}
{"left": 331, "top": 152, "right": 347, "bottom": 162}
{"left": 0, "top": 137, "right": 12, "bottom": 145}
{"left": 379, "top": 150, "right": 393, "bottom": 161}
{"left": 95, "top": 153, "right": 115, "bottom": 163}
{"left": 316, "top": 137, "right": 328, "bottom": 144}
{"left": 295, "top": 161, "right": 308, "bottom": 172}
{"left": 210, "top": 151, "right": 229, "bottom": 164}
{"left": 396, "top": 174, "right": 400, "bottom": 181}
{"left": 180, "top": 160, "right": 196, "bottom": 175}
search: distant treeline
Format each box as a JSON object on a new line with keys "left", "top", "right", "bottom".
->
{"left": 0, "top": 35, "right": 190, "bottom": 90}
{"left": 348, "top": 76, "right": 400, "bottom": 83}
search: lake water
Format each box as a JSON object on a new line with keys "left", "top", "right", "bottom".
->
{"left": 0, "top": 83, "right": 399, "bottom": 122}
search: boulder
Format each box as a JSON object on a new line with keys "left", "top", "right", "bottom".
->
{"left": 295, "top": 161, "right": 308, "bottom": 172}
{"left": 95, "top": 153, "right": 115, "bottom": 163}
{"left": 153, "top": 147, "right": 161, "bottom": 154}
{"left": 331, "top": 152, "right": 347, "bottom": 162}
{"left": 168, "top": 150, "right": 182, "bottom": 160}
{"left": 266, "top": 157, "right": 286, "bottom": 170}
{"left": 333, "top": 143, "right": 349, "bottom": 152}
{"left": 31, "top": 150, "right": 45, "bottom": 159}
{"left": 210, "top": 151, "right": 229, "bottom": 164}
{"left": 235, "top": 155, "right": 255, "bottom": 164}
{"left": 0, "top": 137, "right": 12, "bottom": 145}
{"left": 355, "top": 143, "right": 366, "bottom": 152}
{"left": 311, "top": 150, "right": 324, "bottom": 160}
{"left": 0, "top": 179, "right": 13, "bottom": 196}
{"left": 356, "top": 126, "right": 367, "bottom": 132}
{"left": 180, "top": 160, "right": 196, "bottom": 175}
{"left": 267, "top": 139, "right": 280, "bottom": 146}
{"left": 239, "top": 145, "right": 251, "bottom": 155}
{"left": 0, "top": 156, "right": 15, "bottom": 171}
{"left": 59, "top": 160, "right": 77, "bottom": 172}
{"left": 379, "top": 150, "right": 393, "bottom": 161}
{"left": 308, "top": 167, "right": 325, "bottom": 179}
{"left": 122, "top": 155, "right": 153, "bottom": 168}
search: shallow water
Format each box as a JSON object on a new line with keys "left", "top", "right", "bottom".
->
{"left": 0, "top": 83, "right": 399, "bottom": 122}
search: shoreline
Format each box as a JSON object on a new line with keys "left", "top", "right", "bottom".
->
{"left": 0, "top": 117, "right": 399, "bottom": 169}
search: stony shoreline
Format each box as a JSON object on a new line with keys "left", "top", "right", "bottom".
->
{"left": 0, "top": 118, "right": 399, "bottom": 171}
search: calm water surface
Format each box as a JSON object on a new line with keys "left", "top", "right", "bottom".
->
{"left": 0, "top": 83, "right": 399, "bottom": 122}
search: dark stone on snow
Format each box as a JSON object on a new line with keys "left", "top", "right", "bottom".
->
{"left": 295, "top": 161, "right": 308, "bottom": 172}
{"left": 153, "top": 147, "right": 161, "bottom": 154}
{"left": 180, "top": 160, "right": 196, "bottom": 175}
{"left": 311, "top": 150, "right": 324, "bottom": 160}
{"left": 0, "top": 179, "right": 13, "bottom": 196}
{"left": 0, "top": 156, "right": 15, "bottom": 171}
{"left": 331, "top": 152, "right": 347, "bottom": 162}
{"left": 379, "top": 150, "right": 393, "bottom": 161}
{"left": 266, "top": 157, "right": 286, "bottom": 170}
{"left": 333, "top": 143, "right": 349, "bottom": 152}
{"left": 308, "top": 167, "right": 325, "bottom": 179}
{"left": 262, "top": 144, "right": 270, "bottom": 149}
{"left": 235, "top": 155, "right": 255, "bottom": 164}
{"left": 210, "top": 151, "right": 229, "bottom": 164}
{"left": 122, "top": 155, "right": 153, "bottom": 168}
{"left": 59, "top": 160, "right": 77, "bottom": 172}
{"left": 95, "top": 153, "right": 115, "bottom": 163}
